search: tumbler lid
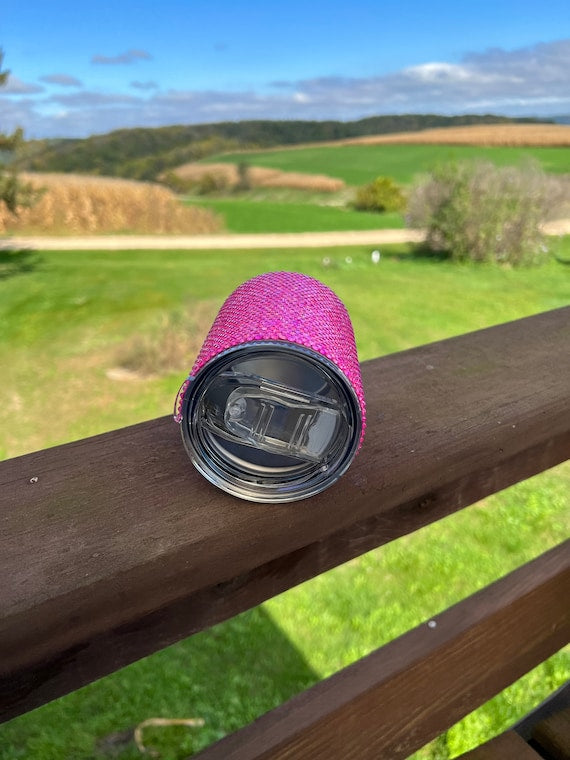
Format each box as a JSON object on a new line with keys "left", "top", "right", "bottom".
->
{"left": 179, "top": 342, "right": 362, "bottom": 502}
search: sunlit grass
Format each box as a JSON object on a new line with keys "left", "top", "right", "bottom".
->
{"left": 185, "top": 194, "right": 403, "bottom": 233}
{"left": 1, "top": 242, "right": 568, "bottom": 758}
{"left": 210, "top": 143, "right": 570, "bottom": 186}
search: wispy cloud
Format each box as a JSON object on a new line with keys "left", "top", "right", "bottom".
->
{"left": 2, "top": 75, "right": 44, "bottom": 95}
{"left": 285, "top": 39, "right": 570, "bottom": 115}
{"left": 2, "top": 39, "right": 568, "bottom": 138}
{"left": 50, "top": 91, "right": 140, "bottom": 107}
{"left": 130, "top": 80, "right": 159, "bottom": 90}
{"left": 91, "top": 49, "right": 153, "bottom": 65}
{"left": 39, "top": 73, "right": 83, "bottom": 87}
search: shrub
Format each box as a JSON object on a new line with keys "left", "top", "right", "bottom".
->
{"left": 196, "top": 172, "right": 229, "bottom": 195}
{"left": 353, "top": 176, "right": 406, "bottom": 213}
{"left": 406, "top": 160, "right": 570, "bottom": 265}
{"left": 161, "top": 170, "right": 195, "bottom": 194}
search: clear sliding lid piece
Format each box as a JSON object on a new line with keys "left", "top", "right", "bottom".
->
{"left": 179, "top": 344, "right": 362, "bottom": 502}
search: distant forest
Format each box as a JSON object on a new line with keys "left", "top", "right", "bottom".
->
{"left": 18, "top": 114, "right": 551, "bottom": 181}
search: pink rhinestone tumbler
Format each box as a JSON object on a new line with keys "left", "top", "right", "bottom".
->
{"left": 174, "top": 272, "right": 366, "bottom": 502}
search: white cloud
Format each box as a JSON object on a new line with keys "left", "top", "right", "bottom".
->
{"left": 404, "top": 62, "right": 474, "bottom": 83}
{"left": 0, "top": 98, "right": 40, "bottom": 131}
{"left": 1, "top": 75, "right": 44, "bottom": 95}
{"left": 292, "top": 39, "right": 570, "bottom": 113}
{"left": 51, "top": 91, "right": 140, "bottom": 107}
{"left": 3, "top": 38, "right": 569, "bottom": 138}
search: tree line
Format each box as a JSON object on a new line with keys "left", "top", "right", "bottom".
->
{"left": 16, "top": 114, "right": 551, "bottom": 182}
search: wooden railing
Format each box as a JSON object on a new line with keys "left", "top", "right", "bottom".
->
{"left": 1, "top": 307, "right": 569, "bottom": 758}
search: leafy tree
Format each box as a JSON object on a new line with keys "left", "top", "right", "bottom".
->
{"left": 0, "top": 50, "right": 37, "bottom": 216}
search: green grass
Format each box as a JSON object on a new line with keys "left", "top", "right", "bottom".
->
{"left": 187, "top": 143, "right": 568, "bottom": 234}
{"left": 210, "top": 144, "right": 570, "bottom": 185}
{"left": 267, "top": 469, "right": 570, "bottom": 758}
{"left": 1, "top": 243, "right": 569, "bottom": 759}
{"left": 2, "top": 241, "right": 569, "bottom": 457}
{"left": 0, "top": 607, "right": 318, "bottom": 759}
{"left": 185, "top": 195, "right": 403, "bottom": 233}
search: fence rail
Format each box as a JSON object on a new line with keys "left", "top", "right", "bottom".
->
{"left": 1, "top": 307, "right": 569, "bottom": 755}
{"left": 194, "top": 541, "right": 569, "bottom": 759}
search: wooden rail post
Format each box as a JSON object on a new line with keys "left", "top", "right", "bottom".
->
{"left": 1, "top": 307, "right": 569, "bottom": 731}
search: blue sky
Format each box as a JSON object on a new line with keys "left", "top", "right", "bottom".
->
{"left": 1, "top": 1, "right": 569, "bottom": 138}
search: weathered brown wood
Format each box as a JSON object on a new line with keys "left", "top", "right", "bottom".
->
{"left": 456, "top": 732, "right": 542, "bottom": 759}
{"left": 532, "top": 706, "right": 570, "bottom": 759}
{"left": 1, "top": 307, "right": 569, "bottom": 721}
{"left": 192, "top": 542, "right": 570, "bottom": 760}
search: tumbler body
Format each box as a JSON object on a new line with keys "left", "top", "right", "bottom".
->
{"left": 175, "top": 272, "right": 366, "bottom": 502}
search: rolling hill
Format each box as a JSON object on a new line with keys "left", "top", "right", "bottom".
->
{"left": 16, "top": 115, "right": 553, "bottom": 181}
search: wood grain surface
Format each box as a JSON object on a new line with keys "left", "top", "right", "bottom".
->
{"left": 1, "top": 307, "right": 569, "bottom": 721}
{"left": 193, "top": 542, "right": 569, "bottom": 759}
{"left": 532, "top": 706, "right": 570, "bottom": 759}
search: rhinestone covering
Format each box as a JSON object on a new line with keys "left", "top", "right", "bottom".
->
{"left": 174, "top": 271, "right": 366, "bottom": 448}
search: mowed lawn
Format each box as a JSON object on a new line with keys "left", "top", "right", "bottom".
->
{"left": 207, "top": 143, "right": 570, "bottom": 186}
{"left": 185, "top": 195, "right": 404, "bottom": 233}
{"left": 1, "top": 244, "right": 569, "bottom": 759}
{"left": 188, "top": 143, "right": 569, "bottom": 234}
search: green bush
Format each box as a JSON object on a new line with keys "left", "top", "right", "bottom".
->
{"left": 406, "top": 160, "right": 569, "bottom": 265}
{"left": 352, "top": 176, "right": 406, "bottom": 213}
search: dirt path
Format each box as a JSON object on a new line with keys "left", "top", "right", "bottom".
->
{"left": 0, "top": 228, "right": 425, "bottom": 250}
{"left": 2, "top": 220, "right": 568, "bottom": 251}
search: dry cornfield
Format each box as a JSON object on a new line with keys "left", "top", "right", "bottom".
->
{"left": 169, "top": 162, "right": 346, "bottom": 192}
{"left": 337, "top": 123, "right": 570, "bottom": 147}
{"left": 0, "top": 173, "right": 223, "bottom": 235}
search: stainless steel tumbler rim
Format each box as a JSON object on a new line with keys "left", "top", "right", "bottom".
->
{"left": 179, "top": 341, "right": 362, "bottom": 503}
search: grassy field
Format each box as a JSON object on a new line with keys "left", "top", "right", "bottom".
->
{"left": 208, "top": 144, "right": 570, "bottom": 186}
{"left": 1, "top": 243, "right": 569, "bottom": 759}
{"left": 185, "top": 193, "right": 403, "bottom": 233}
{"left": 187, "top": 142, "right": 569, "bottom": 234}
